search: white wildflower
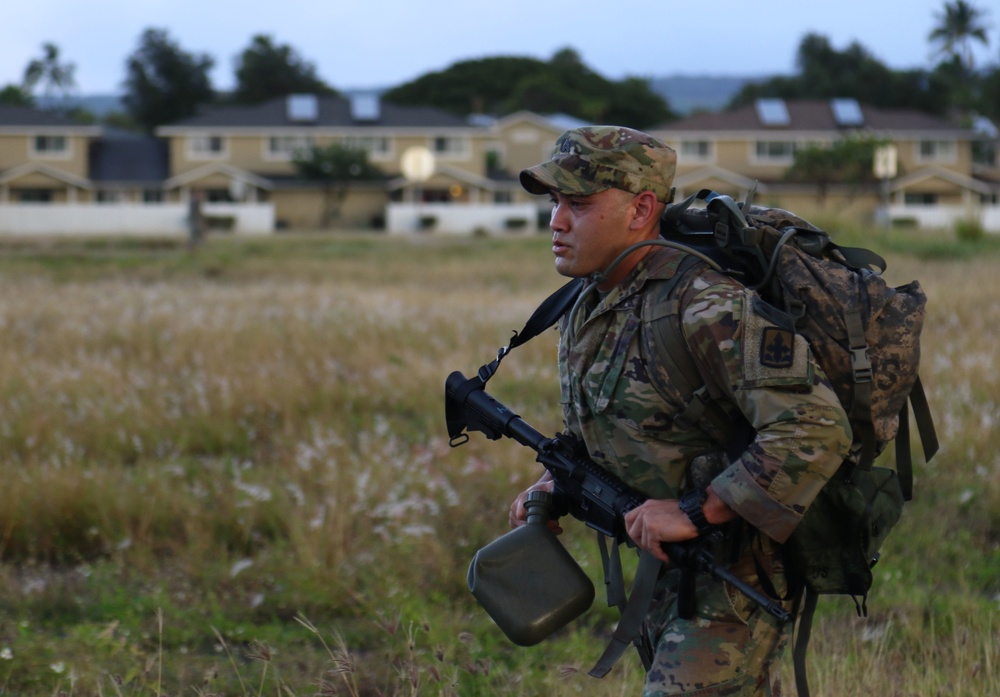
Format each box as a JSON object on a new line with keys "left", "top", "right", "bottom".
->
{"left": 230, "top": 559, "right": 253, "bottom": 578}
{"left": 0, "top": 647, "right": 12, "bottom": 660}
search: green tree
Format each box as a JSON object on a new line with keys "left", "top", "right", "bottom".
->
{"left": 232, "top": 35, "right": 335, "bottom": 104}
{"left": 929, "top": 0, "right": 991, "bottom": 70}
{"left": 123, "top": 28, "right": 215, "bottom": 133}
{"left": 383, "top": 48, "right": 674, "bottom": 128}
{"left": 384, "top": 56, "right": 546, "bottom": 115}
{"left": 0, "top": 85, "right": 33, "bottom": 106}
{"left": 293, "top": 144, "right": 383, "bottom": 228}
{"left": 784, "top": 134, "right": 886, "bottom": 202}
{"left": 728, "top": 33, "right": 951, "bottom": 116}
{"left": 22, "top": 42, "right": 76, "bottom": 100}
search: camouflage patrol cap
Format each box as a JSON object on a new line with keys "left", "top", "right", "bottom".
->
{"left": 519, "top": 126, "right": 676, "bottom": 203}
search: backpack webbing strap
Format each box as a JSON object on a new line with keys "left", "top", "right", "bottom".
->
{"left": 836, "top": 245, "right": 887, "bottom": 274}
{"left": 894, "top": 375, "right": 939, "bottom": 501}
{"left": 844, "top": 308, "right": 877, "bottom": 471}
{"left": 589, "top": 549, "right": 661, "bottom": 678}
{"left": 792, "top": 588, "right": 817, "bottom": 697}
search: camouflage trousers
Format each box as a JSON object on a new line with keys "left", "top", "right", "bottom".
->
{"left": 642, "top": 532, "right": 796, "bottom": 697}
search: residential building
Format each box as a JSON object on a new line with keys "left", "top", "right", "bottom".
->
{"left": 653, "top": 98, "right": 998, "bottom": 228}
{"left": 3, "top": 95, "right": 997, "bottom": 235}
{"left": 157, "top": 96, "right": 561, "bottom": 230}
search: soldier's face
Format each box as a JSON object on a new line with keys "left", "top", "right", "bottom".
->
{"left": 549, "top": 188, "right": 640, "bottom": 286}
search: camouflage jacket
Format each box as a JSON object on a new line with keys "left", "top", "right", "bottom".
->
{"left": 558, "top": 247, "right": 853, "bottom": 543}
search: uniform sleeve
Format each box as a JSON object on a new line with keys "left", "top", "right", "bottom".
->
{"left": 679, "top": 273, "right": 853, "bottom": 543}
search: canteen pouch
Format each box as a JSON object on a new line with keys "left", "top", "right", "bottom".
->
{"left": 786, "top": 464, "right": 905, "bottom": 598}
{"left": 467, "top": 491, "right": 595, "bottom": 646}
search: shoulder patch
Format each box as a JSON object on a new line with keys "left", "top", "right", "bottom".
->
{"left": 760, "top": 327, "right": 795, "bottom": 368}
{"left": 742, "top": 297, "right": 812, "bottom": 388}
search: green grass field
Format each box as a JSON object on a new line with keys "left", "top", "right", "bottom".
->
{"left": 0, "top": 229, "right": 996, "bottom": 696}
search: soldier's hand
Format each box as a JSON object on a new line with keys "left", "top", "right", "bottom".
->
{"left": 624, "top": 499, "right": 699, "bottom": 563}
{"left": 508, "top": 475, "right": 561, "bottom": 533}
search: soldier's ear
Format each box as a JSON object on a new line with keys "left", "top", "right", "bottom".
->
{"left": 629, "top": 191, "right": 660, "bottom": 229}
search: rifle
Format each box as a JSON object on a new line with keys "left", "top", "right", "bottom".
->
{"left": 445, "top": 370, "right": 791, "bottom": 624}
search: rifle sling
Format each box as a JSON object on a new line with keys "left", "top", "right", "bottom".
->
{"left": 589, "top": 549, "right": 660, "bottom": 678}
{"left": 476, "top": 278, "right": 585, "bottom": 385}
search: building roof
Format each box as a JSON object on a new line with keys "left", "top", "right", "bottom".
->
{"left": 0, "top": 104, "right": 101, "bottom": 131}
{"left": 656, "top": 99, "right": 972, "bottom": 136}
{"left": 160, "top": 94, "right": 472, "bottom": 131}
{"left": 88, "top": 136, "right": 169, "bottom": 183}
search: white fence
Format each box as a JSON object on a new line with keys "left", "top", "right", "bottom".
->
{"left": 386, "top": 203, "right": 540, "bottom": 235}
{"left": 0, "top": 203, "right": 275, "bottom": 236}
{"left": 888, "top": 204, "right": 1000, "bottom": 232}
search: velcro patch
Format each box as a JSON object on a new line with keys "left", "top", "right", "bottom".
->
{"left": 760, "top": 328, "right": 795, "bottom": 368}
{"left": 742, "top": 298, "right": 812, "bottom": 389}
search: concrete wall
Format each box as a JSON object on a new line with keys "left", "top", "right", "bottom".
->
{"left": 888, "top": 203, "right": 1000, "bottom": 232}
{"left": 386, "top": 202, "right": 539, "bottom": 235}
{"left": 0, "top": 202, "right": 275, "bottom": 235}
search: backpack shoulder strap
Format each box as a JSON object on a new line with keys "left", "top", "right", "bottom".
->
{"left": 640, "top": 254, "right": 735, "bottom": 440}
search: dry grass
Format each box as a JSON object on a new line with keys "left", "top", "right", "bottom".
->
{"left": 0, "top": 232, "right": 995, "bottom": 696}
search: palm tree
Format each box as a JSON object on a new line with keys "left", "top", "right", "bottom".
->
{"left": 928, "top": 0, "right": 991, "bottom": 70}
{"left": 22, "top": 42, "right": 76, "bottom": 99}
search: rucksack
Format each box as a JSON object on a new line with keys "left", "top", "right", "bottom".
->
{"left": 643, "top": 189, "right": 939, "bottom": 696}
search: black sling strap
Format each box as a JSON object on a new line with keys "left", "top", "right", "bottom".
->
{"left": 472, "top": 278, "right": 585, "bottom": 387}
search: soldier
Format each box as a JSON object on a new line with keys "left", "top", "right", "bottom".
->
{"left": 508, "top": 126, "right": 852, "bottom": 696}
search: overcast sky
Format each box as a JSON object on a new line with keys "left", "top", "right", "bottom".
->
{"left": 2, "top": 0, "right": 996, "bottom": 95}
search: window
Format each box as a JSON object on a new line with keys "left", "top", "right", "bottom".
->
{"left": 493, "top": 191, "right": 513, "bottom": 204}
{"left": 205, "top": 188, "right": 233, "bottom": 203}
{"left": 754, "top": 140, "right": 798, "bottom": 162}
{"left": 432, "top": 136, "right": 470, "bottom": 159}
{"left": 266, "top": 135, "right": 314, "bottom": 160}
{"left": 343, "top": 136, "right": 391, "bottom": 160}
{"left": 188, "top": 135, "right": 226, "bottom": 159}
{"left": 916, "top": 140, "right": 956, "bottom": 163}
{"left": 97, "top": 190, "right": 126, "bottom": 204}
{"left": 17, "top": 189, "right": 52, "bottom": 202}
{"left": 143, "top": 189, "right": 164, "bottom": 203}
{"left": 31, "top": 135, "right": 69, "bottom": 158}
{"left": 680, "top": 140, "right": 713, "bottom": 162}
{"left": 904, "top": 192, "right": 937, "bottom": 206}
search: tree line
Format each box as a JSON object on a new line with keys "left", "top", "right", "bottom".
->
{"left": 1, "top": 0, "right": 996, "bottom": 136}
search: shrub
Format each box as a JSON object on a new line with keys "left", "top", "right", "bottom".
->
{"left": 954, "top": 217, "right": 985, "bottom": 242}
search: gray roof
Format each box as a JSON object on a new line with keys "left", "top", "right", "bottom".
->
{"left": 165, "top": 94, "right": 471, "bottom": 130}
{"left": 89, "top": 136, "right": 169, "bottom": 183}
{"left": 0, "top": 104, "right": 98, "bottom": 128}
{"left": 657, "top": 100, "right": 973, "bottom": 136}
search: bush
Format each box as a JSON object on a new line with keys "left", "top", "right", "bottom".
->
{"left": 954, "top": 217, "right": 985, "bottom": 242}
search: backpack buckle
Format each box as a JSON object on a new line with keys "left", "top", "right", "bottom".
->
{"left": 850, "top": 347, "right": 873, "bottom": 383}
{"left": 713, "top": 221, "right": 729, "bottom": 247}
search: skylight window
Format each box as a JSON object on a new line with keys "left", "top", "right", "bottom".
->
{"left": 831, "top": 98, "right": 864, "bottom": 127}
{"left": 755, "top": 99, "right": 790, "bottom": 126}
{"left": 287, "top": 94, "right": 319, "bottom": 122}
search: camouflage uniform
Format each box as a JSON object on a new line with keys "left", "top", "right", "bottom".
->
{"left": 559, "top": 248, "right": 851, "bottom": 695}
{"left": 521, "top": 127, "right": 853, "bottom": 696}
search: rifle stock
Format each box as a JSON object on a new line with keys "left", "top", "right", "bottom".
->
{"left": 446, "top": 371, "right": 792, "bottom": 624}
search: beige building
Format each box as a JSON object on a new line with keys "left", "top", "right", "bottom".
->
{"left": 156, "top": 96, "right": 574, "bottom": 230}
{"left": 652, "top": 98, "right": 997, "bottom": 226}
{"left": 2, "top": 95, "right": 997, "bottom": 234}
